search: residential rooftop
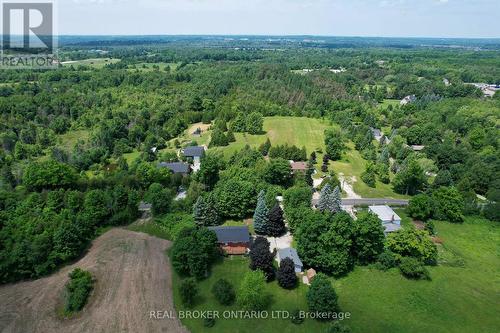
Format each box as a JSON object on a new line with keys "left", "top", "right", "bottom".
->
{"left": 208, "top": 226, "right": 250, "bottom": 244}
{"left": 158, "top": 162, "right": 190, "bottom": 174}
{"left": 278, "top": 247, "right": 303, "bottom": 267}
{"left": 182, "top": 146, "right": 205, "bottom": 157}
{"left": 368, "top": 205, "right": 401, "bottom": 222}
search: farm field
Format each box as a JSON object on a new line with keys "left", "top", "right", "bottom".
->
{"left": 171, "top": 216, "right": 500, "bottom": 333}
{"left": 0, "top": 229, "right": 187, "bottom": 333}
{"left": 61, "top": 58, "right": 120, "bottom": 68}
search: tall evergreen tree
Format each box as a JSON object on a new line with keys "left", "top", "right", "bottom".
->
{"left": 193, "top": 196, "right": 206, "bottom": 226}
{"left": 277, "top": 258, "right": 298, "bottom": 289}
{"left": 193, "top": 195, "right": 220, "bottom": 226}
{"left": 249, "top": 237, "right": 275, "bottom": 281}
{"left": 317, "top": 183, "right": 332, "bottom": 211}
{"left": 317, "top": 184, "right": 341, "bottom": 214}
{"left": 305, "top": 160, "right": 314, "bottom": 187}
{"left": 253, "top": 190, "right": 269, "bottom": 234}
{"left": 226, "top": 128, "right": 236, "bottom": 142}
{"left": 307, "top": 273, "right": 339, "bottom": 314}
{"left": 267, "top": 204, "right": 285, "bottom": 237}
{"left": 259, "top": 138, "right": 272, "bottom": 156}
{"left": 330, "top": 186, "right": 342, "bottom": 213}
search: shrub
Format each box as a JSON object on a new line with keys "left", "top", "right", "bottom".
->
{"left": 65, "top": 268, "right": 94, "bottom": 313}
{"left": 424, "top": 220, "right": 435, "bottom": 235}
{"left": 179, "top": 278, "right": 198, "bottom": 307}
{"left": 386, "top": 228, "right": 438, "bottom": 265}
{"left": 326, "top": 321, "right": 352, "bottom": 333}
{"left": 432, "top": 186, "right": 465, "bottom": 223}
{"left": 306, "top": 273, "right": 338, "bottom": 319}
{"left": 374, "top": 250, "right": 397, "bottom": 271}
{"left": 290, "top": 309, "right": 304, "bottom": 325}
{"left": 211, "top": 279, "right": 235, "bottom": 306}
{"left": 203, "top": 317, "right": 215, "bottom": 327}
{"left": 361, "top": 162, "right": 377, "bottom": 188}
{"left": 399, "top": 257, "right": 430, "bottom": 280}
{"left": 406, "top": 194, "right": 432, "bottom": 221}
{"left": 237, "top": 270, "right": 270, "bottom": 310}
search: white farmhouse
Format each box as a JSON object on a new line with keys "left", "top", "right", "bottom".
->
{"left": 368, "top": 205, "right": 402, "bottom": 234}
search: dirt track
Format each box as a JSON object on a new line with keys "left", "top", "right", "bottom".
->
{"left": 0, "top": 229, "right": 188, "bottom": 333}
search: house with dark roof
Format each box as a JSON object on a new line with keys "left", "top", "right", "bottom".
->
{"left": 158, "top": 162, "right": 190, "bottom": 175}
{"left": 182, "top": 146, "right": 206, "bottom": 172}
{"left": 182, "top": 146, "right": 205, "bottom": 158}
{"left": 370, "top": 128, "right": 383, "bottom": 141}
{"left": 208, "top": 226, "right": 251, "bottom": 255}
{"left": 277, "top": 247, "right": 303, "bottom": 273}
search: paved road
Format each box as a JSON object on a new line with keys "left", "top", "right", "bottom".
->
{"left": 342, "top": 198, "right": 409, "bottom": 206}
{"left": 312, "top": 198, "right": 409, "bottom": 207}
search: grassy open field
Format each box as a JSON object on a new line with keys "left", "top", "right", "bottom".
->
{"left": 332, "top": 143, "right": 408, "bottom": 199}
{"left": 211, "top": 116, "right": 331, "bottom": 158}
{"left": 61, "top": 58, "right": 120, "bottom": 68}
{"left": 171, "top": 216, "right": 500, "bottom": 333}
{"left": 379, "top": 99, "right": 400, "bottom": 109}
{"left": 58, "top": 130, "right": 90, "bottom": 151}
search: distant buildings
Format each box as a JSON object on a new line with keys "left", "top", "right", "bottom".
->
{"left": 368, "top": 205, "right": 402, "bottom": 234}
{"left": 467, "top": 83, "right": 500, "bottom": 98}
{"left": 400, "top": 95, "right": 417, "bottom": 106}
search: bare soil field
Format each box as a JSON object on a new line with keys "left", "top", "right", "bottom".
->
{"left": 0, "top": 228, "right": 187, "bottom": 333}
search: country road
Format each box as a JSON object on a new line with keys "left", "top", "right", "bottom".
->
{"left": 312, "top": 198, "right": 409, "bottom": 207}
{"left": 342, "top": 198, "right": 409, "bottom": 206}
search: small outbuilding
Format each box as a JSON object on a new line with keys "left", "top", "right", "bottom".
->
{"left": 277, "top": 247, "right": 303, "bottom": 273}
{"left": 208, "top": 226, "right": 251, "bottom": 255}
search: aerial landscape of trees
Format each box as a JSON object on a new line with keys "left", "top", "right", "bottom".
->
{"left": 0, "top": 36, "right": 499, "bottom": 333}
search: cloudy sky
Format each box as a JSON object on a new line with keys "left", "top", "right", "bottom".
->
{"left": 57, "top": 0, "right": 499, "bottom": 37}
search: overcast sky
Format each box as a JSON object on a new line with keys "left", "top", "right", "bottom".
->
{"left": 57, "top": 0, "right": 500, "bottom": 38}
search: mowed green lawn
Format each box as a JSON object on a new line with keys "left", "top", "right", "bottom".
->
{"left": 171, "top": 256, "right": 329, "bottom": 333}
{"left": 210, "top": 116, "right": 331, "bottom": 158}
{"left": 332, "top": 143, "right": 408, "bottom": 199}
{"left": 171, "top": 216, "right": 500, "bottom": 333}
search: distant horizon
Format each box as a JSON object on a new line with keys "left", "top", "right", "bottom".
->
{"left": 54, "top": 0, "right": 499, "bottom": 38}
{"left": 51, "top": 34, "right": 499, "bottom": 40}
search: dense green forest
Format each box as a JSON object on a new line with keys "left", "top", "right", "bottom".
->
{"left": 0, "top": 40, "right": 499, "bottom": 284}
